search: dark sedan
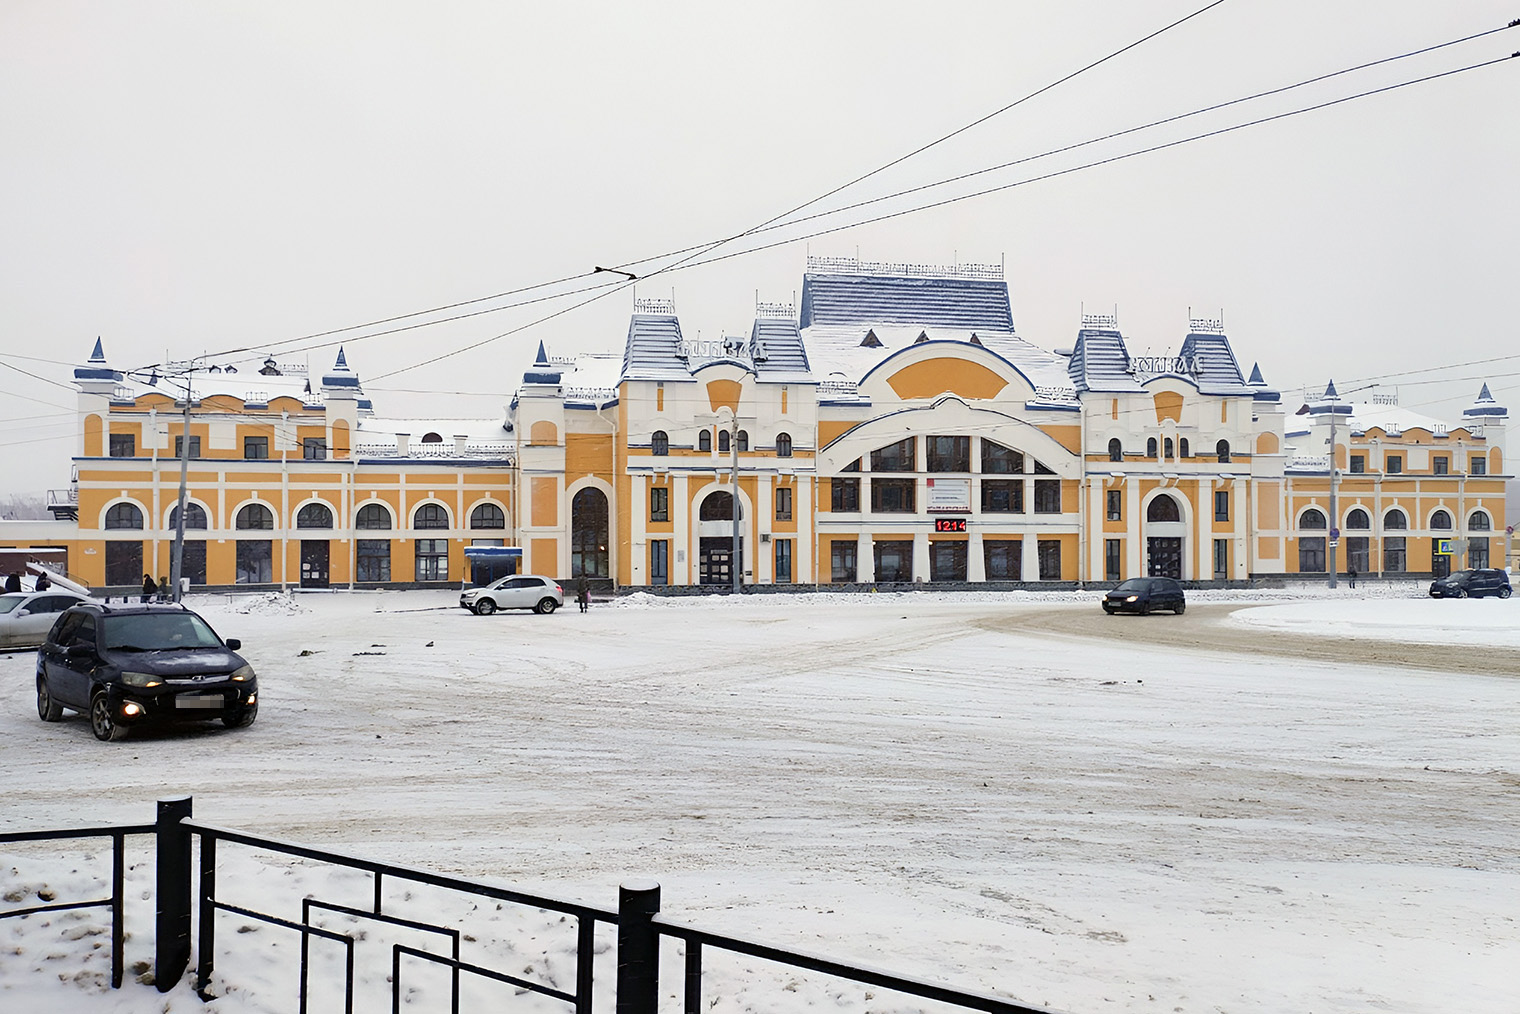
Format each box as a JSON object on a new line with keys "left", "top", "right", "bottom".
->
{"left": 1102, "top": 577, "right": 1186, "bottom": 615}
{"left": 1429, "top": 569, "right": 1512, "bottom": 599}
{"left": 35, "top": 603, "right": 257, "bottom": 741}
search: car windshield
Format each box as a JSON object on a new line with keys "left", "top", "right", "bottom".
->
{"left": 102, "top": 613, "right": 224, "bottom": 651}
{"left": 1113, "top": 579, "right": 1152, "bottom": 593}
{"left": 0, "top": 594, "right": 25, "bottom": 615}
{"left": 1445, "top": 572, "right": 1472, "bottom": 584}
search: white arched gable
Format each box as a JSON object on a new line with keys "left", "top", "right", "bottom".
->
{"left": 855, "top": 342, "right": 1039, "bottom": 406}
{"left": 817, "top": 397, "right": 1079, "bottom": 477}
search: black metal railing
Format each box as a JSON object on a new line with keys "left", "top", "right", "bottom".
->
{"left": 0, "top": 821, "right": 154, "bottom": 989}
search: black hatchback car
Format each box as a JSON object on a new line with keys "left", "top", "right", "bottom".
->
{"left": 35, "top": 603, "right": 258, "bottom": 741}
{"left": 1103, "top": 577, "right": 1186, "bottom": 615}
{"left": 1429, "top": 569, "right": 1512, "bottom": 599}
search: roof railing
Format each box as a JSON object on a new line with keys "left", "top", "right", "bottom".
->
{"left": 805, "top": 256, "right": 1003, "bottom": 281}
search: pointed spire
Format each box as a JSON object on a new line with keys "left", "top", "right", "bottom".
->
{"left": 1248, "top": 362, "right": 1265, "bottom": 385}
{"left": 334, "top": 346, "right": 349, "bottom": 369}
{"left": 1324, "top": 379, "right": 1339, "bottom": 399}
{"left": 1477, "top": 382, "right": 1493, "bottom": 402}
{"left": 534, "top": 340, "right": 551, "bottom": 366}
{"left": 89, "top": 338, "right": 106, "bottom": 363}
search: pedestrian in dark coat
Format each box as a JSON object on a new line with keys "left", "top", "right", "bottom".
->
{"left": 576, "top": 575, "right": 590, "bottom": 613}
{"left": 141, "top": 574, "right": 157, "bottom": 603}
{"left": 4, "top": 572, "right": 21, "bottom": 594}
{"left": 1347, "top": 566, "right": 1358, "bottom": 590}
{"left": 34, "top": 573, "right": 51, "bottom": 591}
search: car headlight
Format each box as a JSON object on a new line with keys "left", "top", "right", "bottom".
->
{"left": 121, "top": 671, "right": 162, "bottom": 688}
{"left": 230, "top": 664, "right": 256, "bottom": 682}
{"left": 1125, "top": 595, "right": 1139, "bottom": 602}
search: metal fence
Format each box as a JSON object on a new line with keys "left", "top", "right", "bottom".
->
{"left": 2, "top": 798, "right": 1060, "bottom": 1014}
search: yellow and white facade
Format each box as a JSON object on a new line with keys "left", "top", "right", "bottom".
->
{"left": 3, "top": 259, "right": 1509, "bottom": 591}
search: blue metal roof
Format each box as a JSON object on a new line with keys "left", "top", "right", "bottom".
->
{"left": 1177, "top": 332, "right": 1251, "bottom": 395}
{"left": 749, "top": 316, "right": 809, "bottom": 376}
{"left": 621, "top": 313, "right": 690, "bottom": 381}
{"left": 1067, "top": 328, "right": 1142, "bottom": 393}
{"left": 799, "top": 272, "right": 1014, "bottom": 331}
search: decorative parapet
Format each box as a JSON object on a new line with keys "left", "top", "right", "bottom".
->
{"left": 816, "top": 378, "right": 860, "bottom": 398}
{"left": 353, "top": 441, "right": 515, "bottom": 461}
{"left": 1032, "top": 384, "right": 1080, "bottom": 404}
{"left": 755, "top": 301, "right": 795, "bottom": 319}
{"left": 564, "top": 386, "right": 619, "bottom": 403}
{"left": 805, "top": 256, "right": 1003, "bottom": 281}
{"left": 633, "top": 297, "right": 676, "bottom": 315}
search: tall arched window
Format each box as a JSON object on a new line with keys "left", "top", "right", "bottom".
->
{"left": 1469, "top": 510, "right": 1492, "bottom": 531}
{"left": 776, "top": 432, "right": 793, "bottom": 457}
{"left": 651, "top": 430, "right": 669, "bottom": 455}
{"left": 737, "top": 430, "right": 749, "bottom": 452}
{"left": 1383, "top": 509, "right": 1407, "bottom": 530}
{"left": 236, "top": 503, "right": 274, "bottom": 530}
{"left": 297, "top": 503, "right": 334, "bottom": 529}
{"left": 1430, "top": 510, "right": 1452, "bottom": 530}
{"left": 1107, "top": 438, "right": 1122, "bottom": 462}
{"left": 1163, "top": 437, "right": 1174, "bottom": 458}
{"left": 1147, "top": 437, "right": 1158, "bottom": 459}
{"left": 571, "top": 488, "right": 609, "bottom": 578}
{"left": 169, "top": 503, "right": 207, "bottom": 530}
{"left": 1179, "top": 438, "right": 1190, "bottom": 458}
{"left": 470, "top": 503, "right": 505, "bottom": 529}
{"left": 1346, "top": 508, "right": 1370, "bottom": 530}
{"left": 356, "top": 504, "right": 392, "bottom": 530}
{"left": 1299, "top": 508, "right": 1327, "bottom": 530}
{"left": 718, "top": 429, "right": 731, "bottom": 453}
{"left": 698, "top": 430, "right": 712, "bottom": 453}
{"left": 413, "top": 504, "right": 449, "bottom": 529}
{"left": 1147, "top": 495, "right": 1181, "bottom": 523}
{"left": 105, "top": 502, "right": 144, "bottom": 530}
{"left": 699, "top": 491, "right": 738, "bottom": 520}
{"left": 1216, "top": 439, "right": 1231, "bottom": 463}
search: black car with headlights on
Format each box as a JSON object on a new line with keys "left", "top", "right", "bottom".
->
{"left": 35, "top": 603, "right": 257, "bottom": 742}
{"left": 1102, "top": 576, "right": 1186, "bottom": 615}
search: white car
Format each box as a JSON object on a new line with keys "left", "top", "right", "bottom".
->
{"left": 459, "top": 575, "right": 564, "bottom": 616}
{"left": 0, "top": 589, "right": 92, "bottom": 649}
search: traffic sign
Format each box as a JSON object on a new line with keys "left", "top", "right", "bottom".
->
{"left": 1329, "top": 527, "right": 1340, "bottom": 539}
{"left": 1436, "top": 538, "right": 1454, "bottom": 556}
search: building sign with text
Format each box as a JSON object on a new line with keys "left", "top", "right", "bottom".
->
{"left": 925, "top": 478, "right": 970, "bottom": 513}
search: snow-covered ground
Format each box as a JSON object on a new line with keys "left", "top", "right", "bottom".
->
{"left": 1, "top": 587, "right": 1517, "bottom": 1013}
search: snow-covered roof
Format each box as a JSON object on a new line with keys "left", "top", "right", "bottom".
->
{"left": 1067, "top": 328, "right": 1142, "bottom": 393}
{"left": 798, "top": 267, "right": 1014, "bottom": 331}
{"left": 1177, "top": 332, "right": 1253, "bottom": 395}
{"left": 562, "top": 354, "right": 622, "bottom": 406}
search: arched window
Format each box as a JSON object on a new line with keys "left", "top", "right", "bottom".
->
{"left": 651, "top": 430, "right": 669, "bottom": 455}
{"left": 718, "top": 429, "right": 731, "bottom": 453}
{"left": 737, "top": 430, "right": 749, "bottom": 452}
{"left": 1107, "top": 438, "right": 1122, "bottom": 462}
{"left": 1469, "top": 510, "right": 1492, "bottom": 531}
{"left": 169, "top": 502, "right": 208, "bottom": 530}
{"left": 777, "top": 432, "right": 793, "bottom": 458}
{"left": 1383, "top": 509, "right": 1407, "bottom": 531}
{"left": 1299, "top": 508, "right": 1327, "bottom": 530}
{"left": 1147, "top": 437, "right": 1158, "bottom": 459}
{"left": 421, "top": 432, "right": 443, "bottom": 443}
{"left": 1146, "top": 495, "right": 1181, "bottom": 523}
{"left": 296, "top": 503, "right": 333, "bottom": 529}
{"left": 1163, "top": 437, "right": 1174, "bottom": 459}
{"left": 698, "top": 430, "right": 712, "bottom": 453}
{"left": 413, "top": 504, "right": 449, "bottom": 530}
{"left": 571, "top": 488, "right": 609, "bottom": 578}
{"left": 105, "top": 502, "right": 144, "bottom": 530}
{"left": 1216, "top": 439, "right": 1231, "bottom": 464}
{"left": 1430, "top": 510, "right": 1452, "bottom": 531}
{"left": 699, "top": 491, "right": 739, "bottom": 520}
{"left": 470, "top": 503, "right": 505, "bottom": 529}
{"left": 1346, "top": 508, "right": 1370, "bottom": 530}
{"left": 356, "top": 504, "right": 392, "bottom": 530}
{"left": 1179, "top": 438, "right": 1190, "bottom": 459}
{"left": 236, "top": 503, "right": 274, "bottom": 530}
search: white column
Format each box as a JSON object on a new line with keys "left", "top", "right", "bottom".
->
{"left": 756, "top": 474, "right": 773, "bottom": 583}
{"left": 797, "top": 476, "right": 814, "bottom": 583}
{"left": 1020, "top": 530, "right": 1040, "bottom": 581}
{"left": 674, "top": 476, "right": 691, "bottom": 585}
{"left": 967, "top": 529, "right": 985, "bottom": 581}
{"left": 629, "top": 477, "right": 647, "bottom": 585}
{"left": 1127, "top": 479, "right": 1143, "bottom": 578}
{"left": 1087, "top": 478, "right": 1104, "bottom": 582}
{"left": 913, "top": 530, "right": 930, "bottom": 583}
{"left": 857, "top": 531, "right": 874, "bottom": 582}
{"left": 1233, "top": 478, "right": 1247, "bottom": 580}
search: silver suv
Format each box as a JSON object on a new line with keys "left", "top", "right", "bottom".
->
{"left": 460, "top": 575, "right": 564, "bottom": 615}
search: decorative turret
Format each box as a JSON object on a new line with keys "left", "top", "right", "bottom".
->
{"left": 1247, "top": 362, "right": 1280, "bottom": 402}
{"left": 321, "top": 346, "right": 362, "bottom": 399}
{"left": 522, "top": 341, "right": 562, "bottom": 387}
{"left": 73, "top": 338, "right": 123, "bottom": 395}
{"left": 1462, "top": 382, "right": 1507, "bottom": 420}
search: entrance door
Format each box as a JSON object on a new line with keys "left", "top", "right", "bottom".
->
{"left": 1431, "top": 544, "right": 1451, "bottom": 579}
{"left": 300, "top": 540, "right": 330, "bottom": 589}
{"left": 699, "top": 537, "right": 738, "bottom": 585}
{"left": 1147, "top": 537, "right": 1182, "bottom": 578}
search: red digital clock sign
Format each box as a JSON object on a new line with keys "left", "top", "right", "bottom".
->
{"left": 934, "top": 518, "right": 968, "bottom": 533}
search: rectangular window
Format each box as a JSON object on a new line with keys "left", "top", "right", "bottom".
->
{"left": 873, "top": 540, "right": 913, "bottom": 582}
{"left": 984, "top": 539, "right": 1020, "bottom": 581}
{"left": 926, "top": 436, "right": 970, "bottom": 472}
{"left": 1383, "top": 536, "right": 1406, "bottom": 573}
{"left": 1346, "top": 536, "right": 1370, "bottom": 574}
{"left": 1471, "top": 455, "right": 1487, "bottom": 475}
{"left": 235, "top": 540, "right": 272, "bottom": 584}
{"left": 1385, "top": 454, "right": 1402, "bottom": 474}
{"left": 1033, "top": 479, "right": 1061, "bottom": 514}
{"left": 649, "top": 486, "right": 669, "bottom": 522}
{"left": 774, "top": 539, "right": 793, "bottom": 583}
{"left": 981, "top": 440, "right": 1023, "bottom": 475}
{"left": 870, "top": 478, "right": 916, "bottom": 513}
{"left": 1036, "top": 539, "right": 1061, "bottom": 580}
{"left": 1214, "top": 538, "right": 1229, "bottom": 578}
{"left": 303, "top": 437, "right": 327, "bottom": 461}
{"left": 1106, "top": 489, "right": 1122, "bottom": 521}
{"left": 1214, "top": 490, "right": 1229, "bottom": 521}
{"left": 356, "top": 539, "right": 391, "bottom": 582}
{"left": 830, "top": 478, "right": 860, "bottom": 512}
{"left": 981, "top": 479, "right": 1022, "bottom": 514}
{"left": 108, "top": 433, "right": 135, "bottom": 457}
{"left": 174, "top": 436, "right": 201, "bottom": 458}
{"left": 775, "top": 486, "right": 793, "bottom": 521}
{"left": 104, "top": 541, "right": 143, "bottom": 587}
{"left": 870, "top": 438, "right": 915, "bottom": 472}
{"left": 1298, "top": 536, "right": 1326, "bottom": 573}
{"left": 244, "top": 436, "right": 269, "bottom": 460}
{"left": 1469, "top": 537, "right": 1490, "bottom": 569}
{"left": 650, "top": 540, "right": 669, "bottom": 585}
{"left": 830, "top": 540, "right": 857, "bottom": 583}
{"left": 1349, "top": 454, "right": 1365, "bottom": 474}
{"left": 1433, "top": 455, "right": 1449, "bottom": 475}
{"left": 1105, "top": 539, "right": 1121, "bottom": 581}
{"left": 929, "top": 541, "right": 967, "bottom": 582}
{"left": 415, "top": 538, "right": 448, "bottom": 581}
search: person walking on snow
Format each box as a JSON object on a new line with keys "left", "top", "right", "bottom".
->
{"left": 4, "top": 573, "right": 20, "bottom": 593}
{"left": 1347, "top": 566, "right": 1358, "bottom": 590}
{"left": 576, "top": 575, "right": 590, "bottom": 613}
{"left": 141, "top": 574, "right": 157, "bottom": 602}
{"left": 34, "top": 572, "right": 50, "bottom": 591}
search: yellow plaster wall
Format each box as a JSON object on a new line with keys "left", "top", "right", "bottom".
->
{"left": 530, "top": 537, "right": 558, "bottom": 576}
{"left": 884, "top": 359, "right": 1008, "bottom": 401}
{"left": 706, "top": 379, "right": 741, "bottom": 413}
{"left": 1043, "top": 425, "right": 1082, "bottom": 455}
{"left": 1257, "top": 432, "right": 1279, "bottom": 455}
{"left": 84, "top": 415, "right": 103, "bottom": 457}
{"left": 531, "top": 478, "right": 558, "bottom": 527}
{"left": 1153, "top": 392, "right": 1183, "bottom": 424}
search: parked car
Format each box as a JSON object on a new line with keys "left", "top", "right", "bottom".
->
{"left": 0, "top": 589, "right": 91, "bottom": 649}
{"left": 1102, "top": 577, "right": 1186, "bottom": 615}
{"left": 1428, "top": 568, "right": 1512, "bottom": 599}
{"left": 460, "top": 574, "right": 565, "bottom": 615}
{"left": 35, "top": 603, "right": 257, "bottom": 742}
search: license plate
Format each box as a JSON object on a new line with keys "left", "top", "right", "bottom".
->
{"left": 175, "top": 694, "right": 224, "bottom": 709}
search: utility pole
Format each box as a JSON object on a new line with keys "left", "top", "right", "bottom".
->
{"left": 1327, "top": 384, "right": 1338, "bottom": 590}
{"left": 152, "top": 359, "right": 201, "bottom": 604}
{"left": 730, "top": 410, "right": 741, "bottom": 594}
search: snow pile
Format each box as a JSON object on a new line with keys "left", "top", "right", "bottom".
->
{"left": 1229, "top": 597, "right": 1520, "bottom": 647}
{"left": 217, "top": 591, "right": 308, "bottom": 616}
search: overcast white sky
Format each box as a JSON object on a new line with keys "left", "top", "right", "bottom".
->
{"left": 2, "top": 1, "right": 1517, "bottom": 496}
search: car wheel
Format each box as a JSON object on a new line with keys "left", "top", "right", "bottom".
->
{"left": 474, "top": 599, "right": 497, "bottom": 616}
{"left": 37, "top": 676, "right": 63, "bottom": 722}
{"left": 1102, "top": 605, "right": 1115, "bottom": 615}
{"left": 90, "top": 695, "right": 127, "bottom": 742}
{"left": 1455, "top": 589, "right": 1467, "bottom": 599}
{"left": 1174, "top": 602, "right": 1186, "bottom": 615}
{"left": 1498, "top": 587, "right": 1513, "bottom": 599}
{"left": 223, "top": 702, "right": 258, "bottom": 729}
{"left": 1140, "top": 602, "right": 1152, "bottom": 616}
{"left": 535, "top": 597, "right": 559, "bottom": 614}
